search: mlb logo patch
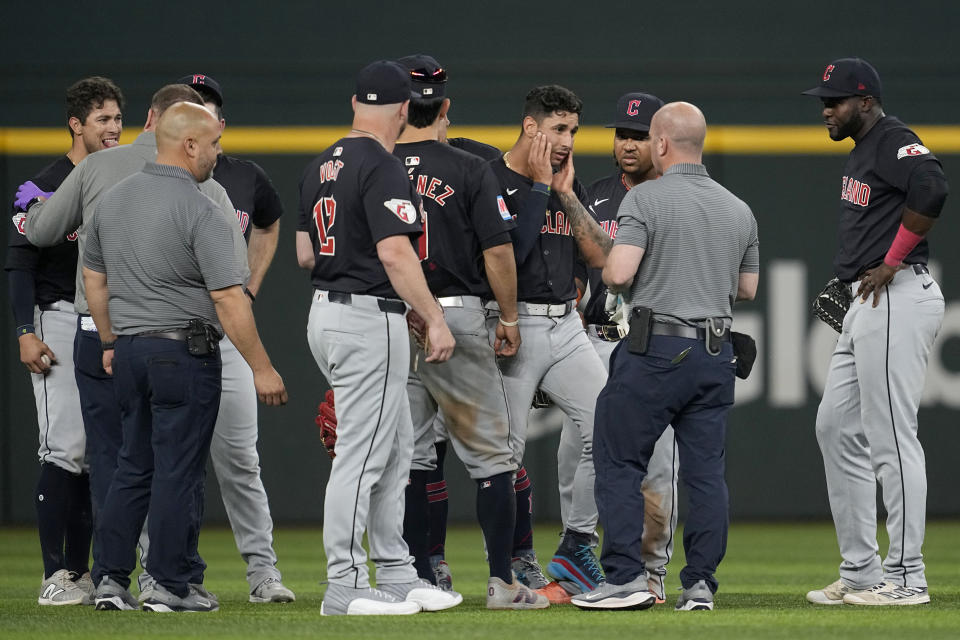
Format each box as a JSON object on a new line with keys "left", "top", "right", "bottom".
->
{"left": 897, "top": 143, "right": 931, "bottom": 159}
{"left": 497, "top": 195, "right": 511, "bottom": 220}
{"left": 481, "top": 480, "right": 492, "bottom": 489}
{"left": 405, "top": 156, "right": 420, "bottom": 166}
{"left": 333, "top": 146, "right": 343, "bottom": 157}
{"left": 367, "top": 93, "right": 378, "bottom": 101}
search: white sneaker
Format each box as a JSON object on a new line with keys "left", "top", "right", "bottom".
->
{"left": 379, "top": 578, "right": 462, "bottom": 611}
{"left": 249, "top": 577, "right": 296, "bottom": 603}
{"left": 842, "top": 581, "right": 930, "bottom": 606}
{"left": 805, "top": 578, "right": 868, "bottom": 605}
{"left": 38, "top": 569, "right": 86, "bottom": 606}
{"left": 321, "top": 583, "right": 420, "bottom": 616}
{"left": 486, "top": 577, "right": 549, "bottom": 610}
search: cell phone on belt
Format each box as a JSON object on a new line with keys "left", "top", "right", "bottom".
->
{"left": 628, "top": 306, "right": 654, "bottom": 355}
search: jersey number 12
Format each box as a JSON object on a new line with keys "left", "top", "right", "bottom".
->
{"left": 313, "top": 197, "right": 336, "bottom": 256}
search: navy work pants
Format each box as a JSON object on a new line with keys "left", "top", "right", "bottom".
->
{"left": 74, "top": 318, "right": 123, "bottom": 565}
{"left": 91, "top": 336, "right": 221, "bottom": 597}
{"left": 594, "top": 335, "right": 735, "bottom": 593}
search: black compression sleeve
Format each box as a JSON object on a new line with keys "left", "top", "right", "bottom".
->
{"left": 510, "top": 184, "right": 550, "bottom": 263}
{"left": 8, "top": 270, "right": 36, "bottom": 332}
{"left": 906, "top": 165, "right": 949, "bottom": 217}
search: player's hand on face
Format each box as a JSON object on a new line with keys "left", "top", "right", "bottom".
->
{"left": 424, "top": 321, "right": 456, "bottom": 363}
{"left": 19, "top": 334, "right": 56, "bottom": 374}
{"left": 528, "top": 132, "right": 553, "bottom": 185}
{"left": 857, "top": 263, "right": 903, "bottom": 307}
{"left": 254, "top": 367, "right": 288, "bottom": 406}
{"left": 494, "top": 321, "right": 521, "bottom": 357}
{"left": 551, "top": 148, "right": 575, "bottom": 194}
{"left": 102, "top": 350, "right": 114, "bottom": 376}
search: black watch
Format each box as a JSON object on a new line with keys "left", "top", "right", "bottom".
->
{"left": 101, "top": 340, "right": 116, "bottom": 352}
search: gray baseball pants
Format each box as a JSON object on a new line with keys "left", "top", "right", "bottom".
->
{"left": 307, "top": 291, "right": 418, "bottom": 587}
{"left": 815, "top": 266, "right": 943, "bottom": 589}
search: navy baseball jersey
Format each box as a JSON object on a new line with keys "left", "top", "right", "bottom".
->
{"left": 835, "top": 116, "right": 941, "bottom": 282}
{"left": 298, "top": 137, "right": 423, "bottom": 298}
{"left": 489, "top": 157, "right": 589, "bottom": 303}
{"left": 212, "top": 154, "right": 283, "bottom": 243}
{"left": 582, "top": 173, "right": 629, "bottom": 324}
{"left": 447, "top": 137, "right": 502, "bottom": 162}
{"left": 394, "top": 140, "right": 514, "bottom": 297}
{"left": 5, "top": 156, "right": 78, "bottom": 305}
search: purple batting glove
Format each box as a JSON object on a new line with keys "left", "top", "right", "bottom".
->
{"left": 14, "top": 181, "right": 53, "bottom": 211}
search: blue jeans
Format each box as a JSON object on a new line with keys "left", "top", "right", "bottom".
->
{"left": 594, "top": 335, "right": 735, "bottom": 593}
{"left": 92, "top": 335, "right": 221, "bottom": 597}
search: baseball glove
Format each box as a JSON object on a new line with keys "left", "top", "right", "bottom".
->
{"left": 532, "top": 388, "right": 554, "bottom": 409}
{"left": 407, "top": 309, "right": 427, "bottom": 349}
{"left": 813, "top": 277, "right": 852, "bottom": 333}
{"left": 315, "top": 389, "right": 337, "bottom": 459}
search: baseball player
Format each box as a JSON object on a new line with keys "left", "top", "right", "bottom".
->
{"left": 22, "top": 84, "right": 241, "bottom": 602}
{"left": 554, "top": 92, "right": 679, "bottom": 603}
{"left": 802, "top": 58, "right": 948, "bottom": 606}
{"left": 392, "top": 54, "right": 547, "bottom": 610}
{"left": 166, "top": 73, "right": 294, "bottom": 604}
{"left": 7, "top": 76, "right": 123, "bottom": 605}
{"left": 297, "top": 60, "right": 459, "bottom": 616}
{"left": 488, "top": 85, "right": 614, "bottom": 603}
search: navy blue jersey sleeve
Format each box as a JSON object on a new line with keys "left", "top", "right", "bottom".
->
{"left": 251, "top": 161, "right": 283, "bottom": 228}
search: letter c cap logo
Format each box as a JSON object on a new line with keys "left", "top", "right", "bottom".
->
{"left": 823, "top": 65, "right": 835, "bottom": 82}
{"left": 627, "top": 99, "right": 641, "bottom": 116}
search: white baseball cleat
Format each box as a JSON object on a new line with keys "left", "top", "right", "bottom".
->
{"left": 321, "top": 584, "right": 420, "bottom": 616}
{"left": 38, "top": 569, "right": 86, "bottom": 606}
{"left": 805, "top": 578, "right": 869, "bottom": 605}
{"left": 842, "top": 581, "right": 930, "bottom": 606}
{"left": 378, "top": 578, "right": 462, "bottom": 611}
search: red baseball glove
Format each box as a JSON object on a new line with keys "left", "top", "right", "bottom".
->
{"left": 315, "top": 389, "right": 338, "bottom": 459}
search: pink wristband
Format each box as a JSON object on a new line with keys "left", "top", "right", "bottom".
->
{"left": 883, "top": 224, "right": 924, "bottom": 267}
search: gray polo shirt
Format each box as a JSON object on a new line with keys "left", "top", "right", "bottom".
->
{"left": 83, "top": 163, "right": 250, "bottom": 335}
{"left": 23, "top": 131, "right": 240, "bottom": 314}
{"left": 615, "top": 163, "right": 759, "bottom": 325}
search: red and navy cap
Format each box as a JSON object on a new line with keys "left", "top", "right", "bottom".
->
{"left": 356, "top": 60, "right": 419, "bottom": 105}
{"left": 397, "top": 54, "right": 447, "bottom": 99}
{"left": 802, "top": 58, "right": 882, "bottom": 98}
{"left": 606, "top": 92, "right": 664, "bottom": 132}
{"left": 177, "top": 74, "right": 223, "bottom": 106}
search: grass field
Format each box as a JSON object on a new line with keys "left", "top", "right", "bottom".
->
{"left": 2, "top": 521, "right": 959, "bottom": 639}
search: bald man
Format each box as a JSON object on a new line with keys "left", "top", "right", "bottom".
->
{"left": 572, "top": 102, "right": 759, "bottom": 612}
{"left": 84, "top": 101, "right": 286, "bottom": 613}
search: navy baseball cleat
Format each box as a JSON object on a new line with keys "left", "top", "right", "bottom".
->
{"left": 547, "top": 530, "right": 606, "bottom": 594}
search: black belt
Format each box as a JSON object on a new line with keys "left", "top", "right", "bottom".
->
{"left": 135, "top": 328, "right": 191, "bottom": 341}
{"left": 651, "top": 322, "right": 731, "bottom": 342}
{"left": 328, "top": 291, "right": 406, "bottom": 315}
{"left": 38, "top": 303, "right": 59, "bottom": 311}
{"left": 852, "top": 263, "right": 928, "bottom": 281}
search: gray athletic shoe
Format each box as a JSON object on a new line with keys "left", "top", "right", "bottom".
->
{"left": 379, "top": 578, "right": 463, "bottom": 611}
{"left": 94, "top": 576, "right": 139, "bottom": 611}
{"left": 842, "top": 581, "right": 930, "bottom": 606}
{"left": 72, "top": 572, "right": 95, "bottom": 605}
{"left": 485, "top": 577, "right": 549, "bottom": 610}
{"left": 675, "top": 579, "right": 714, "bottom": 611}
{"left": 512, "top": 551, "right": 550, "bottom": 589}
{"left": 430, "top": 556, "right": 453, "bottom": 592}
{"left": 142, "top": 581, "right": 218, "bottom": 612}
{"left": 320, "top": 583, "right": 420, "bottom": 616}
{"left": 571, "top": 576, "right": 656, "bottom": 611}
{"left": 38, "top": 569, "right": 86, "bottom": 606}
{"left": 137, "top": 573, "right": 157, "bottom": 603}
{"left": 249, "top": 577, "right": 295, "bottom": 603}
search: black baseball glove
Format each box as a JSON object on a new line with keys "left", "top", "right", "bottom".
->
{"left": 813, "top": 277, "right": 852, "bottom": 333}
